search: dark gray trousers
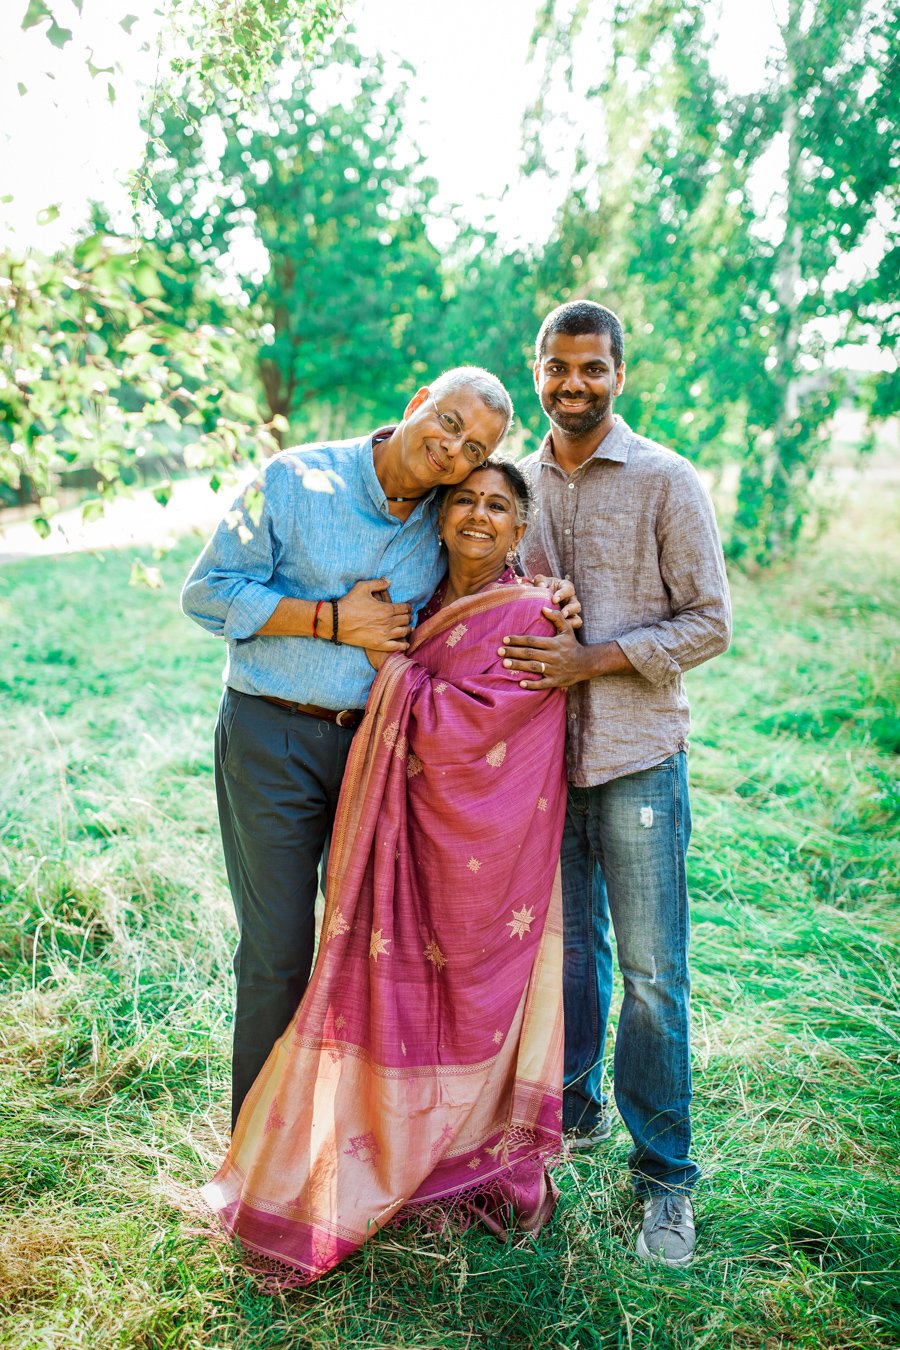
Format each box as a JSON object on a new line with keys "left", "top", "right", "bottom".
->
{"left": 214, "top": 688, "right": 356, "bottom": 1128}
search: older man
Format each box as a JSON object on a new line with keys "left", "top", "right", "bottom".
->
{"left": 500, "top": 302, "right": 732, "bottom": 1267}
{"left": 183, "top": 369, "right": 515, "bottom": 1127}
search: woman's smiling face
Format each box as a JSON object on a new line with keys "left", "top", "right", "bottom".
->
{"left": 439, "top": 467, "right": 526, "bottom": 573}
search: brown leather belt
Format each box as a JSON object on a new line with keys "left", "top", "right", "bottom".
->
{"left": 258, "top": 696, "right": 363, "bottom": 729}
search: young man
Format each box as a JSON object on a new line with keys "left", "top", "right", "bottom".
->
{"left": 500, "top": 302, "right": 732, "bottom": 1266}
{"left": 183, "top": 369, "right": 513, "bottom": 1128}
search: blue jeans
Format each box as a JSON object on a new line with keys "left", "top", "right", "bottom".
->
{"left": 561, "top": 752, "right": 700, "bottom": 1195}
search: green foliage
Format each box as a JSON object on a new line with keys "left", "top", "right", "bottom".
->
{"left": 838, "top": 2, "right": 900, "bottom": 424}
{"left": 20, "top": 0, "right": 344, "bottom": 114}
{"left": 20, "top": 0, "right": 70, "bottom": 46}
{"left": 531, "top": 0, "right": 775, "bottom": 488}
{"left": 725, "top": 0, "right": 897, "bottom": 566}
{"left": 529, "top": 0, "right": 896, "bottom": 567}
{"left": 0, "top": 475, "right": 898, "bottom": 1346}
{"left": 9, "top": 0, "right": 893, "bottom": 540}
{"left": 2, "top": 152, "right": 547, "bottom": 510}
{"left": 431, "top": 233, "right": 548, "bottom": 447}
{"left": 166, "top": 0, "right": 344, "bottom": 109}
{"left": 0, "top": 233, "right": 279, "bottom": 506}
{"left": 143, "top": 41, "right": 564, "bottom": 447}
{"left": 5, "top": 0, "right": 346, "bottom": 512}
{"left": 147, "top": 38, "right": 447, "bottom": 438}
{"left": 730, "top": 381, "right": 843, "bottom": 566}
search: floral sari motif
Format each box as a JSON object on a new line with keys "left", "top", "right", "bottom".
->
{"left": 202, "top": 581, "right": 568, "bottom": 1281}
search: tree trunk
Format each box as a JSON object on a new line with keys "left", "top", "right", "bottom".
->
{"left": 766, "top": 0, "right": 804, "bottom": 560}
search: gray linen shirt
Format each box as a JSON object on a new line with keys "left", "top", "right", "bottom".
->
{"left": 520, "top": 417, "right": 731, "bottom": 787}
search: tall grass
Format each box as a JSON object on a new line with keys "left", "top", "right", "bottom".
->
{"left": 1, "top": 476, "right": 897, "bottom": 1348}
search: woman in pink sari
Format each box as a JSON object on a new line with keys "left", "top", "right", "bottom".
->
{"left": 202, "top": 459, "right": 568, "bottom": 1281}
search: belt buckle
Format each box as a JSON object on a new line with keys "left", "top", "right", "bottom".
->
{"left": 335, "top": 709, "right": 354, "bottom": 727}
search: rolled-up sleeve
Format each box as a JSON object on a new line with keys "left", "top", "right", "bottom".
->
{"left": 616, "top": 462, "right": 732, "bottom": 686}
{"left": 181, "top": 472, "right": 284, "bottom": 641}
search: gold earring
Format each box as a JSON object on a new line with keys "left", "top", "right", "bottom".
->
{"left": 505, "top": 547, "right": 517, "bottom": 565}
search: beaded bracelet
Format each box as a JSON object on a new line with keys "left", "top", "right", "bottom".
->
{"left": 330, "top": 598, "right": 340, "bottom": 645}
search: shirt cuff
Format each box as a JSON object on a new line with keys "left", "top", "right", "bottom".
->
{"left": 615, "top": 630, "right": 682, "bottom": 687}
{"left": 222, "top": 583, "right": 284, "bottom": 642}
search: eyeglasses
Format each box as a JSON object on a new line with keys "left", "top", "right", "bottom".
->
{"left": 430, "top": 396, "right": 489, "bottom": 466}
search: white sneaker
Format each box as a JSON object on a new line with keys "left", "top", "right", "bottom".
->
{"left": 563, "top": 1110, "right": 613, "bottom": 1152}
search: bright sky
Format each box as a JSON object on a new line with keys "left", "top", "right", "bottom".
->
{"left": 1, "top": 0, "right": 783, "bottom": 254}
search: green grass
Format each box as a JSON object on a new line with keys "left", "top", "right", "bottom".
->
{"left": 1, "top": 481, "right": 898, "bottom": 1349}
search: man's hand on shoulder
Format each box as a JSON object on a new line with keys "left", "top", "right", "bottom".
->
{"left": 498, "top": 611, "right": 635, "bottom": 690}
{"left": 531, "top": 574, "right": 583, "bottom": 629}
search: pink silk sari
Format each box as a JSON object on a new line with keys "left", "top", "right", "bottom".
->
{"left": 202, "top": 581, "right": 568, "bottom": 1282}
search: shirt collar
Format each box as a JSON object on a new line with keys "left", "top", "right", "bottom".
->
{"left": 538, "top": 414, "right": 631, "bottom": 469}
{"left": 362, "top": 425, "right": 437, "bottom": 517}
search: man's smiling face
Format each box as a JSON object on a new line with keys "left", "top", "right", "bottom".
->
{"left": 534, "top": 331, "right": 625, "bottom": 439}
{"left": 397, "top": 386, "right": 508, "bottom": 493}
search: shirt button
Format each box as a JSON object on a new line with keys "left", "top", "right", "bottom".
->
{"left": 567, "top": 482, "right": 575, "bottom": 490}
{"left": 564, "top": 528, "right": 572, "bottom": 535}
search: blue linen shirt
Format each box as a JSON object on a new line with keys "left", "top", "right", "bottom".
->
{"left": 181, "top": 432, "right": 445, "bottom": 709}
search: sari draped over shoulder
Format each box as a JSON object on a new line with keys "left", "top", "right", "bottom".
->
{"left": 202, "top": 581, "right": 568, "bottom": 1282}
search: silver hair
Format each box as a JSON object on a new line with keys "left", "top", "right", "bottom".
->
{"left": 429, "top": 366, "right": 514, "bottom": 440}
{"left": 436, "top": 455, "right": 532, "bottom": 528}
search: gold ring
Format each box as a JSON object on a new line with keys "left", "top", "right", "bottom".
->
{"left": 539, "top": 661, "right": 546, "bottom": 675}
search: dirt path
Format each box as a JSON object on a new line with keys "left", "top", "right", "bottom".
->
{"left": 0, "top": 477, "right": 240, "bottom": 564}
